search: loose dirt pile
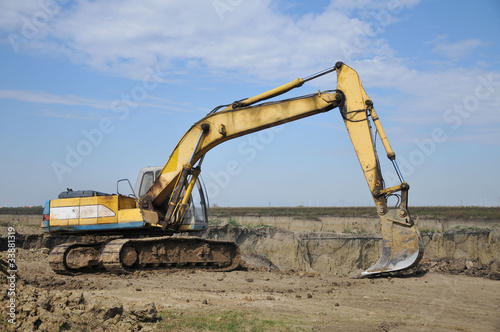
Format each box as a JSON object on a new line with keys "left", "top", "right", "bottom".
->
{"left": 421, "top": 257, "right": 500, "bottom": 279}
{"left": 1, "top": 249, "right": 160, "bottom": 331}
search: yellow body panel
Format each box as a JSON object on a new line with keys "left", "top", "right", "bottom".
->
{"left": 49, "top": 195, "right": 140, "bottom": 226}
{"left": 117, "top": 208, "right": 158, "bottom": 224}
{"left": 119, "top": 195, "right": 137, "bottom": 209}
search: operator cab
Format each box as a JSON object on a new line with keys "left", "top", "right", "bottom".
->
{"left": 134, "top": 167, "right": 209, "bottom": 231}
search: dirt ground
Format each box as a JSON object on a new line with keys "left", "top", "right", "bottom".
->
{"left": 0, "top": 246, "right": 499, "bottom": 332}
{"left": 1, "top": 214, "right": 499, "bottom": 331}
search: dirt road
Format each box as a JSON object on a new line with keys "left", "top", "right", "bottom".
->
{"left": 1, "top": 246, "right": 499, "bottom": 331}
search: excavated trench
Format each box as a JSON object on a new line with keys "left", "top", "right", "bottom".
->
{"left": 1, "top": 214, "right": 499, "bottom": 278}
{"left": 191, "top": 225, "right": 500, "bottom": 278}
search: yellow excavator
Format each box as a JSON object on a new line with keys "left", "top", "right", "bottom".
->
{"left": 42, "top": 62, "right": 422, "bottom": 276}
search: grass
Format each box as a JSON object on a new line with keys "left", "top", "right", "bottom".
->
{"left": 0, "top": 206, "right": 44, "bottom": 214}
{"left": 240, "top": 222, "right": 273, "bottom": 229}
{"left": 210, "top": 206, "right": 500, "bottom": 221}
{"left": 342, "top": 227, "right": 355, "bottom": 234}
{"left": 454, "top": 225, "right": 482, "bottom": 232}
{"left": 420, "top": 228, "right": 441, "bottom": 234}
{"left": 410, "top": 206, "right": 500, "bottom": 220}
{"left": 157, "top": 309, "right": 302, "bottom": 332}
{"left": 227, "top": 217, "right": 240, "bottom": 227}
{"left": 211, "top": 206, "right": 376, "bottom": 218}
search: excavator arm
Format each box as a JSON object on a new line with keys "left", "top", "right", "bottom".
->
{"left": 142, "top": 62, "right": 422, "bottom": 276}
{"left": 336, "top": 63, "right": 422, "bottom": 276}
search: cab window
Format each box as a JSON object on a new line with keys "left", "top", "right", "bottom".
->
{"left": 138, "top": 171, "right": 155, "bottom": 197}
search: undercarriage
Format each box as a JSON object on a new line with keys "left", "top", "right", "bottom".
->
{"left": 49, "top": 236, "right": 241, "bottom": 274}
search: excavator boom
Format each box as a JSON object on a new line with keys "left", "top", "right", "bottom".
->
{"left": 144, "top": 91, "right": 341, "bottom": 211}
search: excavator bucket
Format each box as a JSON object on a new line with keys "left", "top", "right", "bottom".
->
{"left": 357, "top": 210, "right": 423, "bottom": 277}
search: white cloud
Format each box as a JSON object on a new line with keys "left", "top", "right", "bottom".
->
{"left": 447, "top": 126, "right": 500, "bottom": 144}
{"left": 33, "top": 109, "right": 112, "bottom": 120}
{"left": 2, "top": 0, "right": 499, "bottom": 143}
{"left": 2, "top": 0, "right": 413, "bottom": 80}
{"left": 0, "top": 89, "right": 111, "bottom": 108}
{"left": 0, "top": 89, "right": 193, "bottom": 113}
{"left": 0, "top": 1, "right": 44, "bottom": 30}
{"left": 431, "top": 38, "right": 485, "bottom": 60}
{"left": 352, "top": 59, "right": 500, "bottom": 129}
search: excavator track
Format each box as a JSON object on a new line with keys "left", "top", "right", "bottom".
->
{"left": 49, "top": 237, "right": 240, "bottom": 274}
{"left": 49, "top": 242, "right": 105, "bottom": 275}
{"left": 49, "top": 243, "right": 73, "bottom": 274}
{"left": 102, "top": 237, "right": 240, "bottom": 273}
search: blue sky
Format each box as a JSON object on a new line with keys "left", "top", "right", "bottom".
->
{"left": 0, "top": 0, "right": 499, "bottom": 207}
